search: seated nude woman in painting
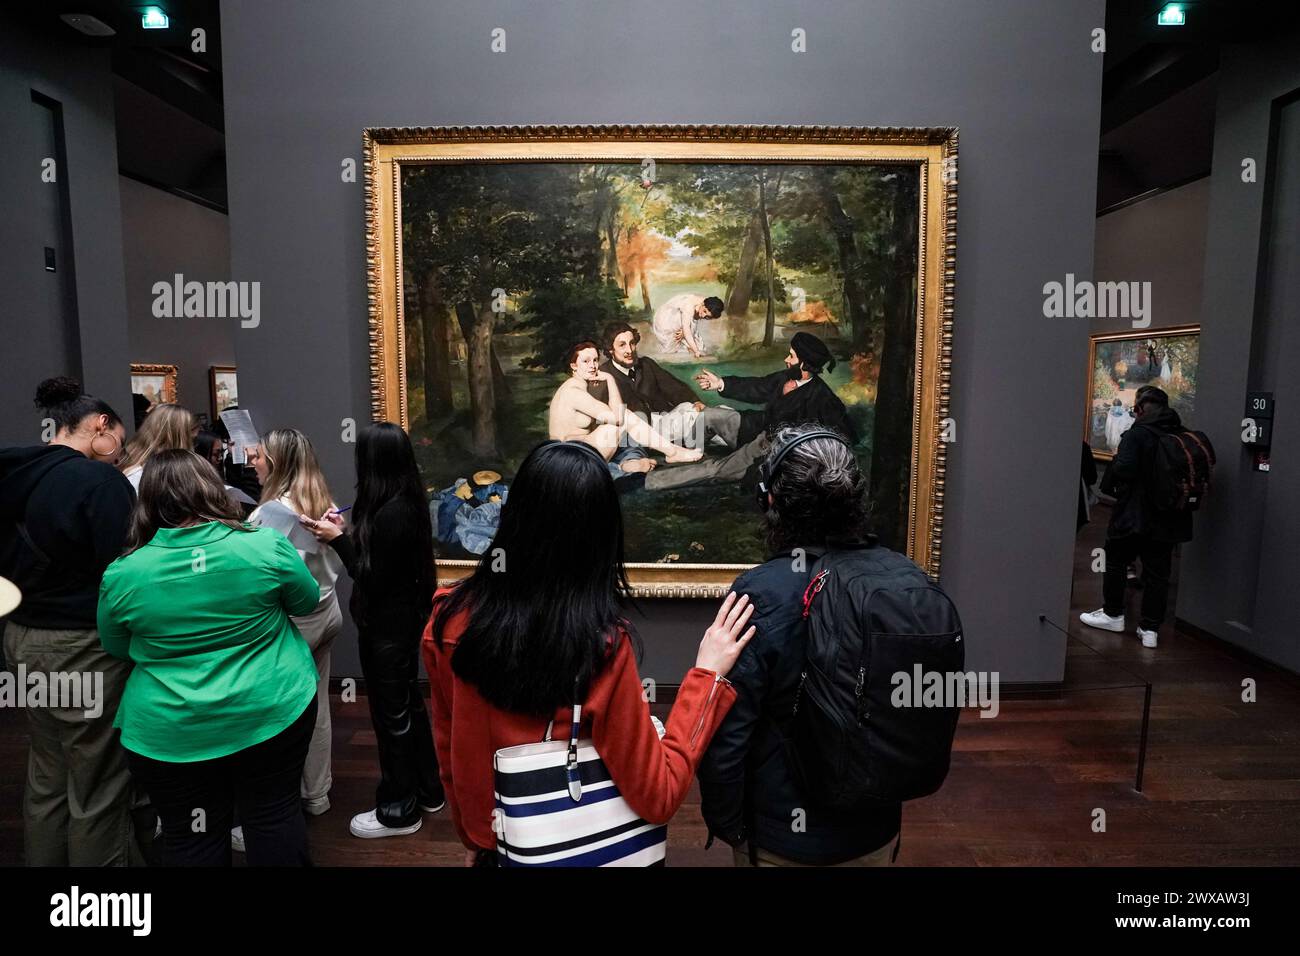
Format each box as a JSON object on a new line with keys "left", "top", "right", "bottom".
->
{"left": 548, "top": 341, "right": 703, "bottom": 477}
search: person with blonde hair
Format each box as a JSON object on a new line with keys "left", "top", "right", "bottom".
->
{"left": 118, "top": 403, "right": 197, "bottom": 492}
{"left": 246, "top": 428, "right": 343, "bottom": 828}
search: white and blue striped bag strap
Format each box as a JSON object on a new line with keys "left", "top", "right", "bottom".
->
{"left": 542, "top": 688, "right": 585, "bottom": 802}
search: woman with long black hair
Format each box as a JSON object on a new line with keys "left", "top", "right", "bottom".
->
{"left": 299, "top": 422, "right": 442, "bottom": 839}
{"left": 423, "top": 439, "right": 754, "bottom": 865}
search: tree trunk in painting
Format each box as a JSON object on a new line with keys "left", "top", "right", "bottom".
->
{"left": 406, "top": 294, "right": 423, "bottom": 384}
{"left": 759, "top": 173, "right": 777, "bottom": 347}
{"left": 456, "top": 301, "right": 498, "bottom": 458}
{"left": 454, "top": 301, "right": 511, "bottom": 405}
{"left": 604, "top": 208, "right": 620, "bottom": 285}
{"left": 727, "top": 209, "right": 763, "bottom": 317}
{"left": 640, "top": 269, "right": 653, "bottom": 313}
{"left": 868, "top": 187, "right": 919, "bottom": 551}
{"left": 420, "top": 271, "right": 453, "bottom": 420}
{"left": 819, "top": 175, "right": 873, "bottom": 352}
{"left": 490, "top": 345, "right": 512, "bottom": 401}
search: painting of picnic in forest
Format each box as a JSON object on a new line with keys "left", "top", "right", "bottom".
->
{"left": 393, "top": 154, "right": 926, "bottom": 568}
{"left": 1086, "top": 327, "right": 1199, "bottom": 461}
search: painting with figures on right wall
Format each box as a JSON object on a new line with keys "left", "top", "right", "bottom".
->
{"left": 1085, "top": 325, "right": 1200, "bottom": 461}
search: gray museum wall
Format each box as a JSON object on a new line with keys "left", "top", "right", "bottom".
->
{"left": 1177, "top": 36, "right": 1300, "bottom": 672}
{"left": 1092, "top": 177, "right": 1210, "bottom": 337}
{"left": 119, "top": 176, "right": 236, "bottom": 420}
{"left": 220, "top": 0, "right": 1105, "bottom": 682}
{"left": 0, "top": 18, "right": 133, "bottom": 446}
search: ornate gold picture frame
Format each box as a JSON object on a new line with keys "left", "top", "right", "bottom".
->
{"left": 130, "top": 362, "right": 178, "bottom": 408}
{"left": 364, "top": 125, "right": 957, "bottom": 596}
{"left": 1085, "top": 324, "right": 1200, "bottom": 462}
{"left": 209, "top": 365, "right": 238, "bottom": 424}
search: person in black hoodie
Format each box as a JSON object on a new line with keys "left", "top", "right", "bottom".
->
{"left": 298, "top": 421, "right": 443, "bottom": 839}
{"left": 1080, "top": 386, "right": 1191, "bottom": 649}
{"left": 698, "top": 424, "right": 900, "bottom": 866}
{"left": 0, "top": 377, "right": 138, "bottom": 865}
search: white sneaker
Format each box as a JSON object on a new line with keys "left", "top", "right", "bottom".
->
{"left": 231, "top": 825, "right": 245, "bottom": 853}
{"left": 349, "top": 809, "right": 422, "bottom": 839}
{"left": 1079, "top": 608, "right": 1125, "bottom": 633}
{"left": 1138, "top": 627, "right": 1158, "bottom": 648}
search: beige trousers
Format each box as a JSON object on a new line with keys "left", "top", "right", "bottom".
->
{"left": 293, "top": 597, "right": 342, "bottom": 807}
{"left": 3, "top": 622, "right": 139, "bottom": 866}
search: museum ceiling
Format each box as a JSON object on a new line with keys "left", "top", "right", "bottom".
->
{"left": 7, "top": 0, "right": 1294, "bottom": 217}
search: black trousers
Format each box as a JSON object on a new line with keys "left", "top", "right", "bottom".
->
{"left": 358, "top": 621, "right": 441, "bottom": 827}
{"left": 126, "top": 696, "right": 316, "bottom": 866}
{"left": 1102, "top": 535, "right": 1175, "bottom": 630}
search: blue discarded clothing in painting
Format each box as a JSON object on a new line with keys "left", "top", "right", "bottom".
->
{"left": 435, "top": 492, "right": 463, "bottom": 545}
{"left": 453, "top": 500, "right": 503, "bottom": 554}
{"left": 469, "top": 481, "right": 508, "bottom": 504}
{"left": 431, "top": 480, "right": 509, "bottom": 555}
{"left": 607, "top": 443, "right": 648, "bottom": 479}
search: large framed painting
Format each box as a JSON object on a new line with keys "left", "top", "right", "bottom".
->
{"left": 130, "top": 363, "right": 178, "bottom": 409}
{"left": 364, "top": 125, "right": 958, "bottom": 596}
{"left": 1085, "top": 326, "right": 1200, "bottom": 461}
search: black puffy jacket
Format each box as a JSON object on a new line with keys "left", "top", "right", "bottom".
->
{"left": 697, "top": 547, "right": 901, "bottom": 864}
{"left": 1100, "top": 406, "right": 1194, "bottom": 543}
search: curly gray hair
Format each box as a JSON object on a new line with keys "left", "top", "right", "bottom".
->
{"left": 763, "top": 423, "right": 871, "bottom": 553}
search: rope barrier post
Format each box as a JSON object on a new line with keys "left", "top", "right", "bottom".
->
{"left": 1135, "top": 681, "right": 1152, "bottom": 793}
{"left": 1040, "top": 613, "right": 1154, "bottom": 797}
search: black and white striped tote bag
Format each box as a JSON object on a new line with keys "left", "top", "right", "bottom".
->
{"left": 492, "top": 703, "right": 668, "bottom": 867}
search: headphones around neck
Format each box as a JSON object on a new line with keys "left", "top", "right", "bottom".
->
{"left": 755, "top": 429, "right": 852, "bottom": 511}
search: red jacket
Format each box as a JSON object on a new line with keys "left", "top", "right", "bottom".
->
{"left": 422, "top": 587, "right": 737, "bottom": 852}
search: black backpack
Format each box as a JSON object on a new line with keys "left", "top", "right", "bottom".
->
{"left": 786, "top": 542, "right": 965, "bottom": 811}
{"left": 1141, "top": 425, "right": 1216, "bottom": 512}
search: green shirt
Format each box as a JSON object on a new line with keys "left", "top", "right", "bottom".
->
{"left": 97, "top": 522, "right": 320, "bottom": 762}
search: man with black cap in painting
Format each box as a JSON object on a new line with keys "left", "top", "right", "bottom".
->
{"left": 643, "top": 331, "right": 855, "bottom": 491}
{"left": 696, "top": 331, "right": 856, "bottom": 446}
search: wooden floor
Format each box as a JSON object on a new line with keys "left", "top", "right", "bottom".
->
{"left": 3, "top": 508, "right": 1299, "bottom": 866}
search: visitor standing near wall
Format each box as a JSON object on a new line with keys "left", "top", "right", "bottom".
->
{"left": 117, "top": 403, "right": 198, "bottom": 492}
{"left": 699, "top": 425, "right": 908, "bottom": 867}
{"left": 298, "top": 422, "right": 443, "bottom": 839}
{"left": 0, "top": 378, "right": 137, "bottom": 866}
{"left": 423, "top": 440, "right": 752, "bottom": 866}
{"left": 97, "top": 450, "right": 320, "bottom": 866}
{"left": 1080, "top": 386, "right": 1205, "bottom": 649}
{"left": 246, "top": 428, "right": 344, "bottom": 833}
